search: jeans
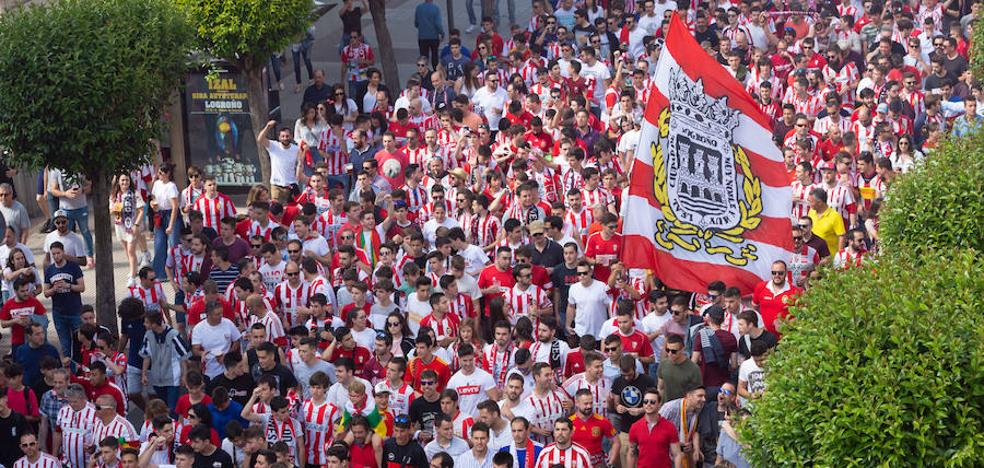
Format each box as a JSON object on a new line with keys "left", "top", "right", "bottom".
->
{"left": 267, "top": 54, "right": 282, "bottom": 86}
{"left": 46, "top": 194, "right": 59, "bottom": 222}
{"left": 466, "top": 0, "right": 477, "bottom": 25}
{"left": 153, "top": 385, "right": 181, "bottom": 415}
{"left": 52, "top": 312, "right": 81, "bottom": 357}
{"left": 493, "top": 0, "right": 516, "bottom": 27}
{"left": 64, "top": 207, "right": 93, "bottom": 256}
{"left": 153, "top": 210, "right": 182, "bottom": 279}
{"left": 419, "top": 39, "right": 440, "bottom": 68}
{"left": 292, "top": 42, "right": 314, "bottom": 85}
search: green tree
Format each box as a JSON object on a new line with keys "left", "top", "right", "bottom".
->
{"left": 878, "top": 131, "right": 984, "bottom": 255}
{"left": 739, "top": 251, "right": 984, "bottom": 466}
{"left": 176, "top": 0, "right": 313, "bottom": 184}
{"left": 0, "top": 0, "right": 194, "bottom": 331}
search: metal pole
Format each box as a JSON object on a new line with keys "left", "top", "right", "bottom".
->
{"left": 446, "top": 0, "right": 455, "bottom": 32}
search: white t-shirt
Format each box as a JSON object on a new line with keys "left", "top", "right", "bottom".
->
{"left": 446, "top": 368, "right": 497, "bottom": 416}
{"left": 301, "top": 235, "right": 330, "bottom": 258}
{"left": 191, "top": 318, "right": 242, "bottom": 378}
{"left": 0, "top": 242, "right": 35, "bottom": 267}
{"left": 457, "top": 244, "right": 490, "bottom": 277}
{"left": 738, "top": 358, "right": 765, "bottom": 406}
{"left": 267, "top": 142, "right": 301, "bottom": 186}
{"left": 456, "top": 274, "right": 481, "bottom": 299}
{"left": 151, "top": 181, "right": 179, "bottom": 211}
{"left": 568, "top": 280, "right": 612, "bottom": 338}
{"left": 43, "top": 231, "right": 86, "bottom": 258}
{"left": 405, "top": 294, "right": 432, "bottom": 336}
{"left": 422, "top": 217, "right": 460, "bottom": 247}
{"left": 470, "top": 86, "right": 509, "bottom": 131}
{"left": 579, "top": 61, "right": 612, "bottom": 105}
{"left": 640, "top": 311, "right": 673, "bottom": 361}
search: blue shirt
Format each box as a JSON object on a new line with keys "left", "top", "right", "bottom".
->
{"left": 207, "top": 401, "right": 248, "bottom": 439}
{"left": 121, "top": 317, "right": 146, "bottom": 369}
{"left": 14, "top": 342, "right": 60, "bottom": 388}
{"left": 414, "top": 2, "right": 444, "bottom": 40}
{"left": 44, "top": 261, "right": 83, "bottom": 315}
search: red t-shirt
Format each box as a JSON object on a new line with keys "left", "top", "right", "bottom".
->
{"left": 571, "top": 413, "right": 617, "bottom": 460}
{"left": 328, "top": 345, "right": 373, "bottom": 378}
{"left": 175, "top": 394, "right": 213, "bottom": 420}
{"left": 186, "top": 297, "right": 236, "bottom": 330}
{"left": 563, "top": 349, "right": 585, "bottom": 379}
{"left": 340, "top": 302, "right": 372, "bottom": 323}
{"left": 584, "top": 232, "right": 621, "bottom": 281}
{"left": 0, "top": 297, "right": 46, "bottom": 345}
{"left": 72, "top": 376, "right": 128, "bottom": 416}
{"left": 629, "top": 416, "right": 680, "bottom": 468}
{"left": 477, "top": 266, "right": 515, "bottom": 304}
{"left": 374, "top": 149, "right": 409, "bottom": 188}
{"left": 752, "top": 282, "right": 801, "bottom": 336}
{"left": 617, "top": 329, "right": 655, "bottom": 358}
{"left": 405, "top": 356, "right": 452, "bottom": 392}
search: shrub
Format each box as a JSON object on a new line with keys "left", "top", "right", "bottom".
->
{"left": 878, "top": 130, "right": 984, "bottom": 256}
{"left": 739, "top": 251, "right": 984, "bottom": 466}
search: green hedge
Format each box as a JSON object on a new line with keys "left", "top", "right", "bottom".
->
{"left": 739, "top": 251, "right": 984, "bottom": 466}
{"left": 878, "top": 130, "right": 984, "bottom": 255}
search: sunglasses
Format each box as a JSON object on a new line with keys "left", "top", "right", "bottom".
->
{"left": 643, "top": 399, "right": 660, "bottom": 405}
{"left": 420, "top": 380, "right": 436, "bottom": 386}
{"left": 604, "top": 346, "right": 619, "bottom": 352}
{"left": 287, "top": 249, "right": 301, "bottom": 254}
{"left": 665, "top": 348, "right": 681, "bottom": 354}
{"left": 286, "top": 271, "right": 300, "bottom": 276}
{"left": 387, "top": 322, "right": 401, "bottom": 327}
{"left": 251, "top": 244, "right": 262, "bottom": 248}
{"left": 771, "top": 271, "right": 786, "bottom": 276}
{"left": 577, "top": 271, "right": 591, "bottom": 276}
{"left": 341, "top": 236, "right": 354, "bottom": 240}
{"left": 20, "top": 441, "right": 37, "bottom": 447}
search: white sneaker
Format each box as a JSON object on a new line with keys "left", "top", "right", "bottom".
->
{"left": 465, "top": 24, "right": 477, "bottom": 33}
{"left": 141, "top": 251, "right": 152, "bottom": 267}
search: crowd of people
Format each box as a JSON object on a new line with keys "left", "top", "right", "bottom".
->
{"left": 0, "top": 0, "right": 980, "bottom": 467}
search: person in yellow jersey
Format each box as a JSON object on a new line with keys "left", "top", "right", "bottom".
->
{"left": 807, "top": 187, "right": 846, "bottom": 255}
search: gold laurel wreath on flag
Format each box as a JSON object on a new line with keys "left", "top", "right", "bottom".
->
{"left": 651, "top": 108, "right": 763, "bottom": 266}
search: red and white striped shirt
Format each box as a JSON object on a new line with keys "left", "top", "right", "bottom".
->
{"left": 252, "top": 311, "right": 287, "bottom": 348}
{"left": 274, "top": 280, "right": 311, "bottom": 328}
{"left": 534, "top": 442, "right": 593, "bottom": 468}
{"left": 833, "top": 248, "right": 866, "bottom": 269}
{"left": 180, "top": 185, "right": 203, "bottom": 212}
{"left": 561, "top": 374, "right": 611, "bottom": 418}
{"left": 505, "top": 284, "right": 552, "bottom": 327}
{"left": 580, "top": 186, "right": 612, "bottom": 210}
{"left": 790, "top": 181, "right": 818, "bottom": 220}
{"left": 192, "top": 193, "right": 236, "bottom": 230}
{"left": 302, "top": 399, "right": 341, "bottom": 466}
{"left": 128, "top": 281, "right": 167, "bottom": 316}
{"left": 521, "top": 389, "right": 568, "bottom": 445}
{"left": 56, "top": 403, "right": 97, "bottom": 468}
{"left": 902, "top": 90, "right": 925, "bottom": 116}
{"left": 378, "top": 380, "right": 415, "bottom": 417}
{"left": 787, "top": 93, "right": 823, "bottom": 118}
{"left": 246, "top": 220, "right": 281, "bottom": 242}
{"left": 467, "top": 214, "right": 501, "bottom": 248}
{"left": 564, "top": 208, "right": 593, "bottom": 248}
{"left": 419, "top": 312, "right": 461, "bottom": 343}
{"left": 402, "top": 184, "right": 428, "bottom": 215}
{"left": 448, "top": 293, "right": 476, "bottom": 320}
{"left": 93, "top": 415, "right": 139, "bottom": 447}
{"left": 13, "top": 453, "right": 62, "bottom": 468}
{"left": 451, "top": 411, "right": 475, "bottom": 440}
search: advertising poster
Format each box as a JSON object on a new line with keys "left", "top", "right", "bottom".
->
{"left": 184, "top": 69, "right": 261, "bottom": 187}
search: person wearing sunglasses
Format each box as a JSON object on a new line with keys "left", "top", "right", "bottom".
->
{"left": 626, "top": 387, "right": 684, "bottom": 468}
{"left": 13, "top": 432, "right": 60, "bottom": 468}
{"left": 566, "top": 260, "right": 612, "bottom": 339}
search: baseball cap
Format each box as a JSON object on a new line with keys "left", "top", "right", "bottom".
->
{"left": 393, "top": 199, "right": 408, "bottom": 210}
{"left": 374, "top": 382, "right": 393, "bottom": 395}
{"left": 817, "top": 159, "right": 836, "bottom": 171}
{"left": 53, "top": 209, "right": 68, "bottom": 220}
{"left": 876, "top": 102, "right": 889, "bottom": 114}
{"left": 527, "top": 220, "right": 545, "bottom": 235}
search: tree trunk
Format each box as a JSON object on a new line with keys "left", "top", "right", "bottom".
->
{"left": 482, "top": 0, "right": 493, "bottom": 22}
{"left": 368, "top": 0, "right": 400, "bottom": 88}
{"left": 243, "top": 58, "right": 272, "bottom": 187}
{"left": 90, "top": 169, "right": 118, "bottom": 334}
{"left": 445, "top": 0, "right": 454, "bottom": 33}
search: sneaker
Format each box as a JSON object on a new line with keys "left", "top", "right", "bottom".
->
{"left": 140, "top": 251, "right": 152, "bottom": 267}
{"left": 465, "top": 24, "right": 477, "bottom": 33}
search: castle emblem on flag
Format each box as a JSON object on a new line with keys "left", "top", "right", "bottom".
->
{"left": 651, "top": 69, "right": 763, "bottom": 265}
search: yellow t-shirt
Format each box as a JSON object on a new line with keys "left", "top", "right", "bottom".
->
{"left": 809, "top": 207, "right": 846, "bottom": 255}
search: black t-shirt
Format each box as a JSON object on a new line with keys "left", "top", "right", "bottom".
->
{"left": 737, "top": 330, "right": 779, "bottom": 359}
{"left": 194, "top": 446, "right": 234, "bottom": 468}
{"left": 530, "top": 240, "right": 564, "bottom": 270}
{"left": 551, "top": 263, "right": 579, "bottom": 315}
{"left": 694, "top": 26, "right": 720, "bottom": 50}
{"left": 250, "top": 363, "right": 298, "bottom": 397}
{"left": 0, "top": 411, "right": 29, "bottom": 466}
{"left": 245, "top": 348, "right": 280, "bottom": 370}
{"left": 382, "top": 437, "right": 428, "bottom": 468}
{"left": 408, "top": 395, "right": 442, "bottom": 434}
{"left": 207, "top": 372, "right": 256, "bottom": 406}
{"left": 611, "top": 373, "right": 655, "bottom": 432}
{"left": 340, "top": 6, "right": 363, "bottom": 34}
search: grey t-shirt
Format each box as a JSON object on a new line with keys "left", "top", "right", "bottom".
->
{"left": 0, "top": 201, "right": 31, "bottom": 238}
{"left": 49, "top": 169, "right": 88, "bottom": 210}
{"left": 293, "top": 358, "right": 336, "bottom": 399}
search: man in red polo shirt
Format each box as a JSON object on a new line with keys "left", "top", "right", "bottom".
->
{"left": 322, "top": 326, "right": 372, "bottom": 379}
{"left": 405, "top": 334, "right": 452, "bottom": 391}
{"left": 752, "top": 260, "right": 801, "bottom": 336}
{"left": 627, "top": 387, "right": 683, "bottom": 468}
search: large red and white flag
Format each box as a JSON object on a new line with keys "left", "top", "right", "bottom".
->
{"left": 622, "top": 13, "right": 793, "bottom": 294}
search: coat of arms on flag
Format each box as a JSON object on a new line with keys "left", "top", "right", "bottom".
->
{"left": 622, "top": 13, "right": 793, "bottom": 294}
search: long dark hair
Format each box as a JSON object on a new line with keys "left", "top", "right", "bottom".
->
{"left": 331, "top": 83, "right": 351, "bottom": 114}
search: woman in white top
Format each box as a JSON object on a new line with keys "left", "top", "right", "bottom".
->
{"left": 2, "top": 247, "right": 40, "bottom": 301}
{"left": 150, "top": 164, "right": 180, "bottom": 279}
{"left": 111, "top": 173, "right": 146, "bottom": 284}
{"left": 456, "top": 62, "right": 483, "bottom": 99}
{"left": 347, "top": 308, "right": 377, "bottom": 351}
{"left": 294, "top": 102, "right": 328, "bottom": 176}
{"left": 330, "top": 84, "right": 359, "bottom": 131}
{"left": 891, "top": 134, "right": 923, "bottom": 174}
